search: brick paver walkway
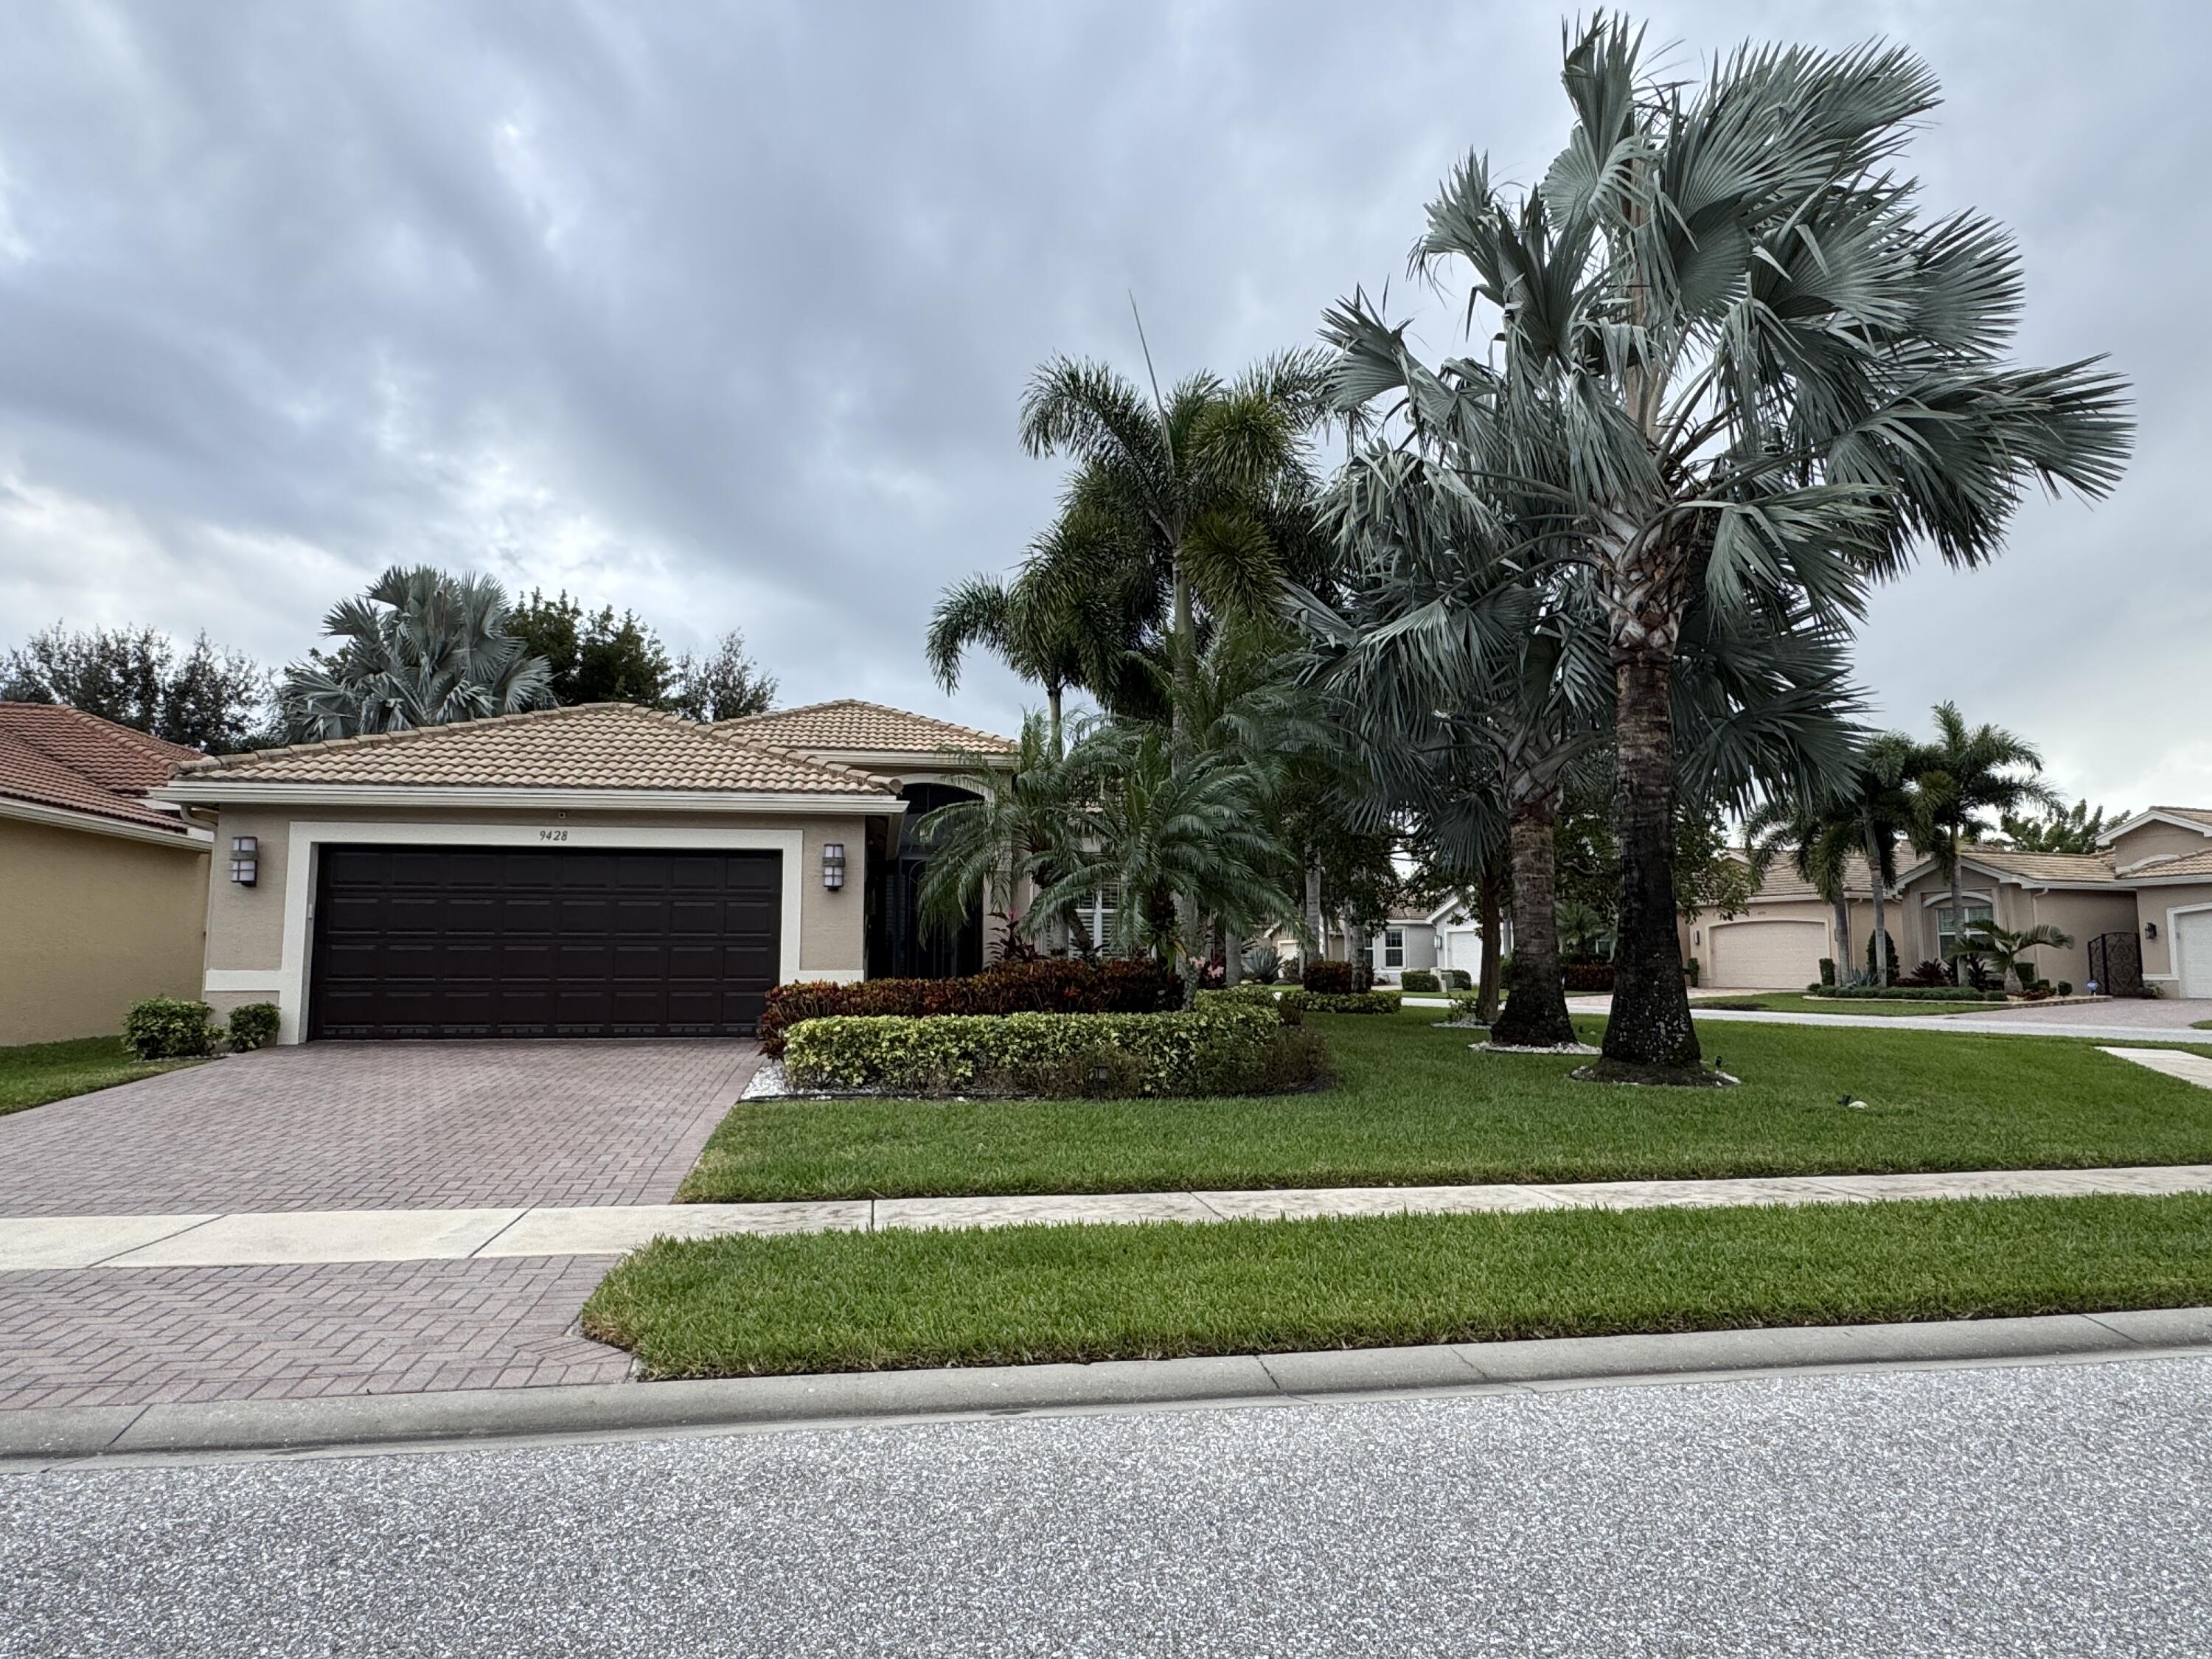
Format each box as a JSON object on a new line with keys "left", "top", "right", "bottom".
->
{"left": 1, "top": 1040, "right": 757, "bottom": 1412}
{"left": 1, "top": 1256, "right": 627, "bottom": 1410}
{"left": 0, "top": 1040, "right": 759, "bottom": 1216}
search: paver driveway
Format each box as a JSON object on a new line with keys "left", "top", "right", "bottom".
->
{"left": 1, "top": 1041, "right": 757, "bottom": 1410}
{"left": 0, "top": 1040, "right": 758, "bottom": 1216}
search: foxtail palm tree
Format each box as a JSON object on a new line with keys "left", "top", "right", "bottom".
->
{"left": 1906, "top": 702, "right": 2062, "bottom": 984}
{"left": 1327, "top": 19, "right": 2130, "bottom": 1079}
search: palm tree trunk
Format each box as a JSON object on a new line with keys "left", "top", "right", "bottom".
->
{"left": 1223, "top": 925, "right": 1242, "bottom": 987}
{"left": 1475, "top": 866, "right": 1505, "bottom": 1024}
{"left": 1866, "top": 828, "right": 1890, "bottom": 987}
{"left": 1490, "top": 796, "right": 1577, "bottom": 1048}
{"left": 1949, "top": 833, "right": 1966, "bottom": 987}
{"left": 1046, "top": 684, "right": 1064, "bottom": 760}
{"left": 1599, "top": 645, "right": 1702, "bottom": 1075}
{"left": 1832, "top": 897, "right": 1851, "bottom": 987}
{"left": 1303, "top": 860, "right": 1323, "bottom": 975}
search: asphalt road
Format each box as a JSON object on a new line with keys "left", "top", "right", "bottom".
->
{"left": 6, "top": 1356, "right": 2209, "bottom": 1657}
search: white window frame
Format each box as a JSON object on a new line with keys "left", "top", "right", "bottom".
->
{"left": 1074, "top": 888, "right": 1119, "bottom": 953}
{"left": 1935, "top": 900, "right": 1994, "bottom": 961}
{"left": 1383, "top": 928, "right": 1405, "bottom": 969}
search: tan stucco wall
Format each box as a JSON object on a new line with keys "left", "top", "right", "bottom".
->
{"left": 2139, "top": 882, "right": 2212, "bottom": 990}
{"left": 2018, "top": 888, "right": 2140, "bottom": 990}
{"left": 1, "top": 816, "right": 209, "bottom": 1045}
{"left": 195, "top": 803, "right": 881, "bottom": 1021}
{"left": 2108, "top": 821, "right": 2212, "bottom": 872}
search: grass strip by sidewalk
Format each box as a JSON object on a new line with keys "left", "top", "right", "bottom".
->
{"left": 584, "top": 1193, "right": 2212, "bottom": 1379}
{"left": 0, "top": 1036, "right": 198, "bottom": 1118}
{"left": 681, "top": 1012, "right": 2212, "bottom": 1202}
{"left": 1697, "top": 993, "right": 2010, "bottom": 1018}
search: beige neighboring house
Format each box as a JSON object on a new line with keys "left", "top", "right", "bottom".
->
{"left": 151, "top": 698, "right": 1015, "bottom": 1045}
{"left": 1680, "top": 806, "right": 2212, "bottom": 997}
{"left": 0, "top": 703, "right": 212, "bottom": 1045}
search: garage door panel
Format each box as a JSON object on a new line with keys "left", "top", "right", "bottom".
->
{"left": 1710, "top": 919, "right": 1828, "bottom": 988}
{"left": 2178, "top": 912, "right": 2212, "bottom": 1000}
{"left": 310, "top": 845, "right": 781, "bottom": 1039}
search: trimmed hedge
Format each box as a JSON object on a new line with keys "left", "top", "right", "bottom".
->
{"left": 1197, "top": 984, "right": 1307, "bottom": 1025}
{"left": 759, "top": 959, "right": 1180, "bottom": 1056}
{"left": 1399, "top": 970, "right": 1439, "bottom": 993}
{"left": 226, "top": 1003, "right": 281, "bottom": 1051}
{"left": 123, "top": 998, "right": 218, "bottom": 1060}
{"left": 780, "top": 1003, "right": 1321, "bottom": 1098}
{"left": 1562, "top": 962, "right": 1614, "bottom": 992}
{"left": 1804, "top": 985, "right": 2008, "bottom": 1004}
{"left": 1299, "top": 960, "right": 1355, "bottom": 995}
{"left": 1303, "top": 990, "right": 1402, "bottom": 1015}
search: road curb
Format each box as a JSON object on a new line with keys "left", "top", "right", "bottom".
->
{"left": 7, "top": 1307, "right": 2211, "bottom": 1470}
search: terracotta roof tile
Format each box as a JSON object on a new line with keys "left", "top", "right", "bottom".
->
{"left": 2135, "top": 849, "right": 2212, "bottom": 879}
{"left": 1743, "top": 849, "right": 1881, "bottom": 901}
{"left": 0, "top": 704, "right": 198, "bottom": 831}
{"left": 1955, "top": 847, "right": 2121, "bottom": 883}
{"left": 168, "top": 703, "right": 894, "bottom": 796}
{"left": 722, "top": 698, "right": 1014, "bottom": 755}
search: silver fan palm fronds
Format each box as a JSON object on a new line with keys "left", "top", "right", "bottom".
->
{"left": 282, "top": 566, "right": 554, "bottom": 740}
{"left": 1326, "top": 17, "right": 2130, "bottom": 1078}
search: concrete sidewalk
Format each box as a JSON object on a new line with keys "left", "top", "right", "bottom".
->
{"left": 1683, "top": 1007, "right": 2212, "bottom": 1042}
{"left": 10, "top": 1162, "right": 2212, "bottom": 1270}
{"left": 7, "top": 1307, "right": 2209, "bottom": 1469}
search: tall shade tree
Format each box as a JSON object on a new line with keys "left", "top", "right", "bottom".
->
{"left": 2, "top": 622, "right": 274, "bottom": 753}
{"left": 282, "top": 566, "right": 554, "bottom": 740}
{"left": 1328, "top": 18, "right": 2129, "bottom": 1079}
{"left": 1906, "top": 701, "right": 2062, "bottom": 984}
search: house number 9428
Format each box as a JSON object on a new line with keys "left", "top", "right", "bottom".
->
{"left": 538, "top": 828, "right": 570, "bottom": 842}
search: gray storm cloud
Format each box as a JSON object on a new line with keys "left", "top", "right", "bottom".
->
{"left": 0, "top": 0, "right": 2201, "bottom": 803}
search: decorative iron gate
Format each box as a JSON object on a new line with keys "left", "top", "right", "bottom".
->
{"left": 2087, "top": 931, "right": 2143, "bottom": 998}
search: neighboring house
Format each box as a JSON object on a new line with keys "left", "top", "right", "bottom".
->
{"left": 0, "top": 703, "right": 212, "bottom": 1045}
{"left": 1366, "top": 897, "right": 1500, "bottom": 985}
{"left": 1677, "top": 807, "right": 2212, "bottom": 996}
{"left": 155, "top": 700, "right": 1009, "bottom": 1045}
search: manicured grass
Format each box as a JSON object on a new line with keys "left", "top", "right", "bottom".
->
{"left": 1698, "top": 993, "right": 2010, "bottom": 1018}
{"left": 2194, "top": 1019, "right": 2212, "bottom": 1032}
{"left": 683, "top": 1012, "right": 2212, "bottom": 1202}
{"left": 0, "top": 1036, "right": 198, "bottom": 1117}
{"left": 584, "top": 1192, "right": 2212, "bottom": 1377}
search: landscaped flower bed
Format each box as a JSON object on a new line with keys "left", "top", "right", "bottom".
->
{"left": 758, "top": 959, "right": 1180, "bottom": 1056}
{"left": 779, "top": 1002, "right": 1326, "bottom": 1098}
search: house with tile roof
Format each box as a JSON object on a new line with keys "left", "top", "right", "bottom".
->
{"left": 153, "top": 700, "right": 1014, "bottom": 1043}
{"left": 1677, "top": 809, "right": 2212, "bottom": 998}
{"left": 0, "top": 703, "right": 213, "bottom": 1043}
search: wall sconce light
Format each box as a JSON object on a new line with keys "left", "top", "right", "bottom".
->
{"left": 821, "top": 842, "right": 846, "bottom": 891}
{"left": 2146, "top": 922, "right": 2159, "bottom": 941}
{"left": 229, "top": 835, "right": 258, "bottom": 886}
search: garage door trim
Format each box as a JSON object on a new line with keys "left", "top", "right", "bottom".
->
{"left": 271, "top": 821, "right": 808, "bottom": 1044}
{"left": 2173, "top": 904, "right": 2212, "bottom": 1001}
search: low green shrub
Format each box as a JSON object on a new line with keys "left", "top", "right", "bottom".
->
{"left": 1562, "top": 962, "right": 1614, "bottom": 992}
{"left": 123, "top": 998, "right": 218, "bottom": 1060}
{"left": 757, "top": 959, "right": 1181, "bottom": 1056}
{"left": 1197, "top": 984, "right": 1306, "bottom": 1026}
{"left": 1818, "top": 957, "right": 1837, "bottom": 987}
{"left": 1440, "top": 969, "right": 1473, "bottom": 991}
{"left": 780, "top": 1003, "right": 1313, "bottom": 1097}
{"left": 1303, "top": 990, "right": 1402, "bottom": 1015}
{"left": 226, "top": 1003, "right": 281, "bottom": 1051}
{"left": 1399, "top": 969, "right": 1440, "bottom": 993}
{"left": 2059, "top": 981, "right": 2074, "bottom": 997}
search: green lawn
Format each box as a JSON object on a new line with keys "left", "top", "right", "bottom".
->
{"left": 0, "top": 1036, "right": 198, "bottom": 1117}
{"left": 684, "top": 1011, "right": 2212, "bottom": 1201}
{"left": 1696, "top": 993, "right": 2010, "bottom": 1018}
{"left": 584, "top": 1193, "right": 2212, "bottom": 1377}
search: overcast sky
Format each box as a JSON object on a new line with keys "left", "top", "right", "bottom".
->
{"left": 0, "top": 0, "right": 2202, "bottom": 807}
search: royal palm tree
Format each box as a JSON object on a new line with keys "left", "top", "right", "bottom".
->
{"left": 1326, "top": 19, "right": 2130, "bottom": 1079}
{"left": 1839, "top": 733, "right": 1919, "bottom": 985}
{"left": 282, "top": 566, "right": 553, "bottom": 740}
{"left": 1906, "top": 702, "right": 2063, "bottom": 984}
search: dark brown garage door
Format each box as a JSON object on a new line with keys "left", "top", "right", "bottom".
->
{"left": 309, "top": 845, "right": 781, "bottom": 1039}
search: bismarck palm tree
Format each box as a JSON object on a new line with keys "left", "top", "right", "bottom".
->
{"left": 1328, "top": 18, "right": 2130, "bottom": 1079}
{"left": 282, "top": 566, "right": 553, "bottom": 740}
{"left": 1906, "top": 701, "right": 2062, "bottom": 984}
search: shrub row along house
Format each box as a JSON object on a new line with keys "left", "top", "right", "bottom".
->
{"left": 133, "top": 699, "right": 1013, "bottom": 1045}
{"left": 1677, "top": 812, "right": 2212, "bottom": 995}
